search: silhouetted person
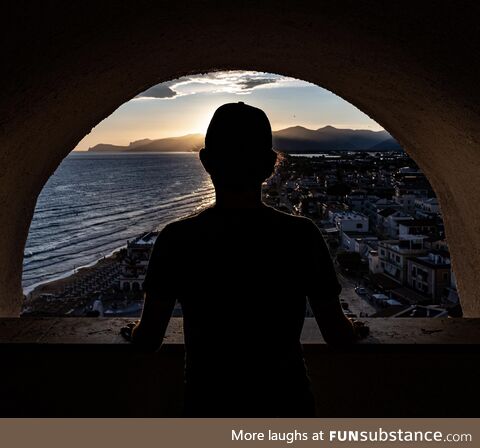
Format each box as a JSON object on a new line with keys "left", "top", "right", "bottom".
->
{"left": 121, "top": 102, "right": 368, "bottom": 417}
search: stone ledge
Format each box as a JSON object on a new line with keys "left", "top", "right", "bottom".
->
{"left": 1, "top": 317, "right": 480, "bottom": 345}
{"left": 1, "top": 317, "right": 480, "bottom": 417}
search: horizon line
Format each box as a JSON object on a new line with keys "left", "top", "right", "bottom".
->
{"left": 73, "top": 124, "right": 387, "bottom": 151}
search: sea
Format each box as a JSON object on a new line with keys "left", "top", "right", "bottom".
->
{"left": 23, "top": 152, "right": 214, "bottom": 292}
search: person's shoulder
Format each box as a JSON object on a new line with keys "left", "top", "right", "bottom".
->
{"left": 264, "top": 205, "right": 317, "bottom": 230}
{"left": 160, "top": 206, "right": 213, "bottom": 236}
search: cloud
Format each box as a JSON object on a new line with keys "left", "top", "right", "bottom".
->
{"left": 136, "top": 83, "right": 177, "bottom": 99}
{"left": 238, "top": 77, "right": 278, "bottom": 90}
{"left": 134, "top": 71, "right": 310, "bottom": 101}
{"left": 184, "top": 71, "right": 287, "bottom": 93}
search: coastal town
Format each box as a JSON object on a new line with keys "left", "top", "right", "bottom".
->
{"left": 262, "top": 152, "right": 460, "bottom": 318}
{"left": 22, "top": 151, "right": 460, "bottom": 318}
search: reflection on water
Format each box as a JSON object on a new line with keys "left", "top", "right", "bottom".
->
{"left": 23, "top": 152, "right": 213, "bottom": 290}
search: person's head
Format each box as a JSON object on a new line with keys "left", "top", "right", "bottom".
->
{"left": 199, "top": 102, "right": 277, "bottom": 190}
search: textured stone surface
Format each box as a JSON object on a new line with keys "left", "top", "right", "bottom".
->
{"left": 1, "top": 317, "right": 480, "bottom": 345}
{"left": 1, "top": 317, "right": 480, "bottom": 417}
{"left": 1, "top": 1, "right": 480, "bottom": 315}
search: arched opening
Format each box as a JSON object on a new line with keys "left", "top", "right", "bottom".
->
{"left": 21, "top": 70, "right": 456, "bottom": 319}
{"left": 3, "top": 1, "right": 480, "bottom": 419}
{"left": 2, "top": 2, "right": 480, "bottom": 317}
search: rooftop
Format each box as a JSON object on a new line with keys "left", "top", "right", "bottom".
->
{"left": 378, "top": 207, "right": 400, "bottom": 217}
{"left": 410, "top": 252, "right": 451, "bottom": 269}
{"left": 397, "top": 219, "right": 439, "bottom": 227}
{"left": 333, "top": 211, "right": 368, "bottom": 219}
{"left": 128, "top": 231, "right": 158, "bottom": 247}
{"left": 342, "top": 231, "right": 378, "bottom": 239}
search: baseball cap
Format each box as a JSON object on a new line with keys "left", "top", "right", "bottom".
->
{"left": 205, "top": 102, "right": 273, "bottom": 155}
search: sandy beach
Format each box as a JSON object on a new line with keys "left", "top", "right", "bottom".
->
{"left": 28, "top": 253, "right": 120, "bottom": 298}
{"left": 23, "top": 249, "right": 124, "bottom": 315}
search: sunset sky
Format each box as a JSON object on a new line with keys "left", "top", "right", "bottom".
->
{"left": 74, "top": 71, "right": 383, "bottom": 151}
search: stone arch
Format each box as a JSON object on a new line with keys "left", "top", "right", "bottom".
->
{"left": 2, "top": 2, "right": 480, "bottom": 316}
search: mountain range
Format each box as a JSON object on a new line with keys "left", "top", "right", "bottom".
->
{"left": 87, "top": 126, "right": 402, "bottom": 153}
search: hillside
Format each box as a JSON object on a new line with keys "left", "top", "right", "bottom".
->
{"left": 87, "top": 126, "right": 402, "bottom": 153}
{"left": 368, "top": 136, "right": 403, "bottom": 151}
{"left": 272, "top": 125, "right": 397, "bottom": 152}
{"left": 88, "top": 134, "right": 204, "bottom": 153}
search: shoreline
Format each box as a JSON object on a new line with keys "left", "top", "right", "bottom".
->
{"left": 24, "top": 246, "right": 125, "bottom": 301}
{"left": 23, "top": 206, "right": 207, "bottom": 302}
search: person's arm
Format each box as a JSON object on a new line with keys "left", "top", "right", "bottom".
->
{"left": 120, "top": 225, "right": 176, "bottom": 350}
{"left": 120, "top": 291, "right": 175, "bottom": 350}
{"left": 128, "top": 291, "right": 176, "bottom": 350}
{"left": 309, "top": 295, "right": 357, "bottom": 346}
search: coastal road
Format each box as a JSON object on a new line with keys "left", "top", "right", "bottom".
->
{"left": 338, "top": 273, "right": 377, "bottom": 317}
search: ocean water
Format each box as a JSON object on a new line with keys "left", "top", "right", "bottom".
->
{"left": 23, "top": 152, "right": 214, "bottom": 291}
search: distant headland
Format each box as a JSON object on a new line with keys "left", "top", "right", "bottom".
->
{"left": 86, "top": 126, "right": 402, "bottom": 153}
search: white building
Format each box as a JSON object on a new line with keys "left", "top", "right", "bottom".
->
{"left": 368, "top": 249, "right": 383, "bottom": 274}
{"left": 407, "top": 251, "right": 451, "bottom": 302}
{"left": 119, "top": 232, "right": 158, "bottom": 292}
{"left": 330, "top": 211, "right": 369, "bottom": 233}
{"left": 393, "top": 173, "right": 432, "bottom": 213}
{"left": 393, "top": 192, "right": 418, "bottom": 213}
{"left": 397, "top": 219, "right": 439, "bottom": 238}
{"left": 378, "top": 236, "right": 429, "bottom": 284}
{"left": 414, "top": 197, "right": 440, "bottom": 217}
{"left": 347, "top": 191, "right": 379, "bottom": 214}
{"left": 382, "top": 211, "right": 413, "bottom": 238}
{"left": 364, "top": 198, "right": 401, "bottom": 226}
{"left": 341, "top": 231, "right": 378, "bottom": 255}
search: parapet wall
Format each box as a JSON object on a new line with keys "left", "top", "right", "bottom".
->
{"left": 1, "top": 317, "right": 479, "bottom": 417}
{"left": 2, "top": 1, "right": 480, "bottom": 315}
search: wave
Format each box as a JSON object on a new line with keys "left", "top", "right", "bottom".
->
{"left": 25, "top": 193, "right": 214, "bottom": 257}
{"left": 29, "top": 189, "right": 213, "bottom": 233}
{"left": 32, "top": 186, "right": 213, "bottom": 223}
{"left": 23, "top": 153, "right": 214, "bottom": 289}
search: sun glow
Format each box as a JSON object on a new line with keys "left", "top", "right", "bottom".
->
{"left": 73, "top": 70, "right": 383, "bottom": 151}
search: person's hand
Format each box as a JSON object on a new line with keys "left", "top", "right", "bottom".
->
{"left": 120, "top": 321, "right": 139, "bottom": 341}
{"left": 351, "top": 320, "right": 369, "bottom": 339}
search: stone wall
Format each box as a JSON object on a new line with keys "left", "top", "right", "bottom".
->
{"left": 1, "top": 1, "right": 480, "bottom": 315}
{"left": 0, "top": 317, "right": 479, "bottom": 416}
